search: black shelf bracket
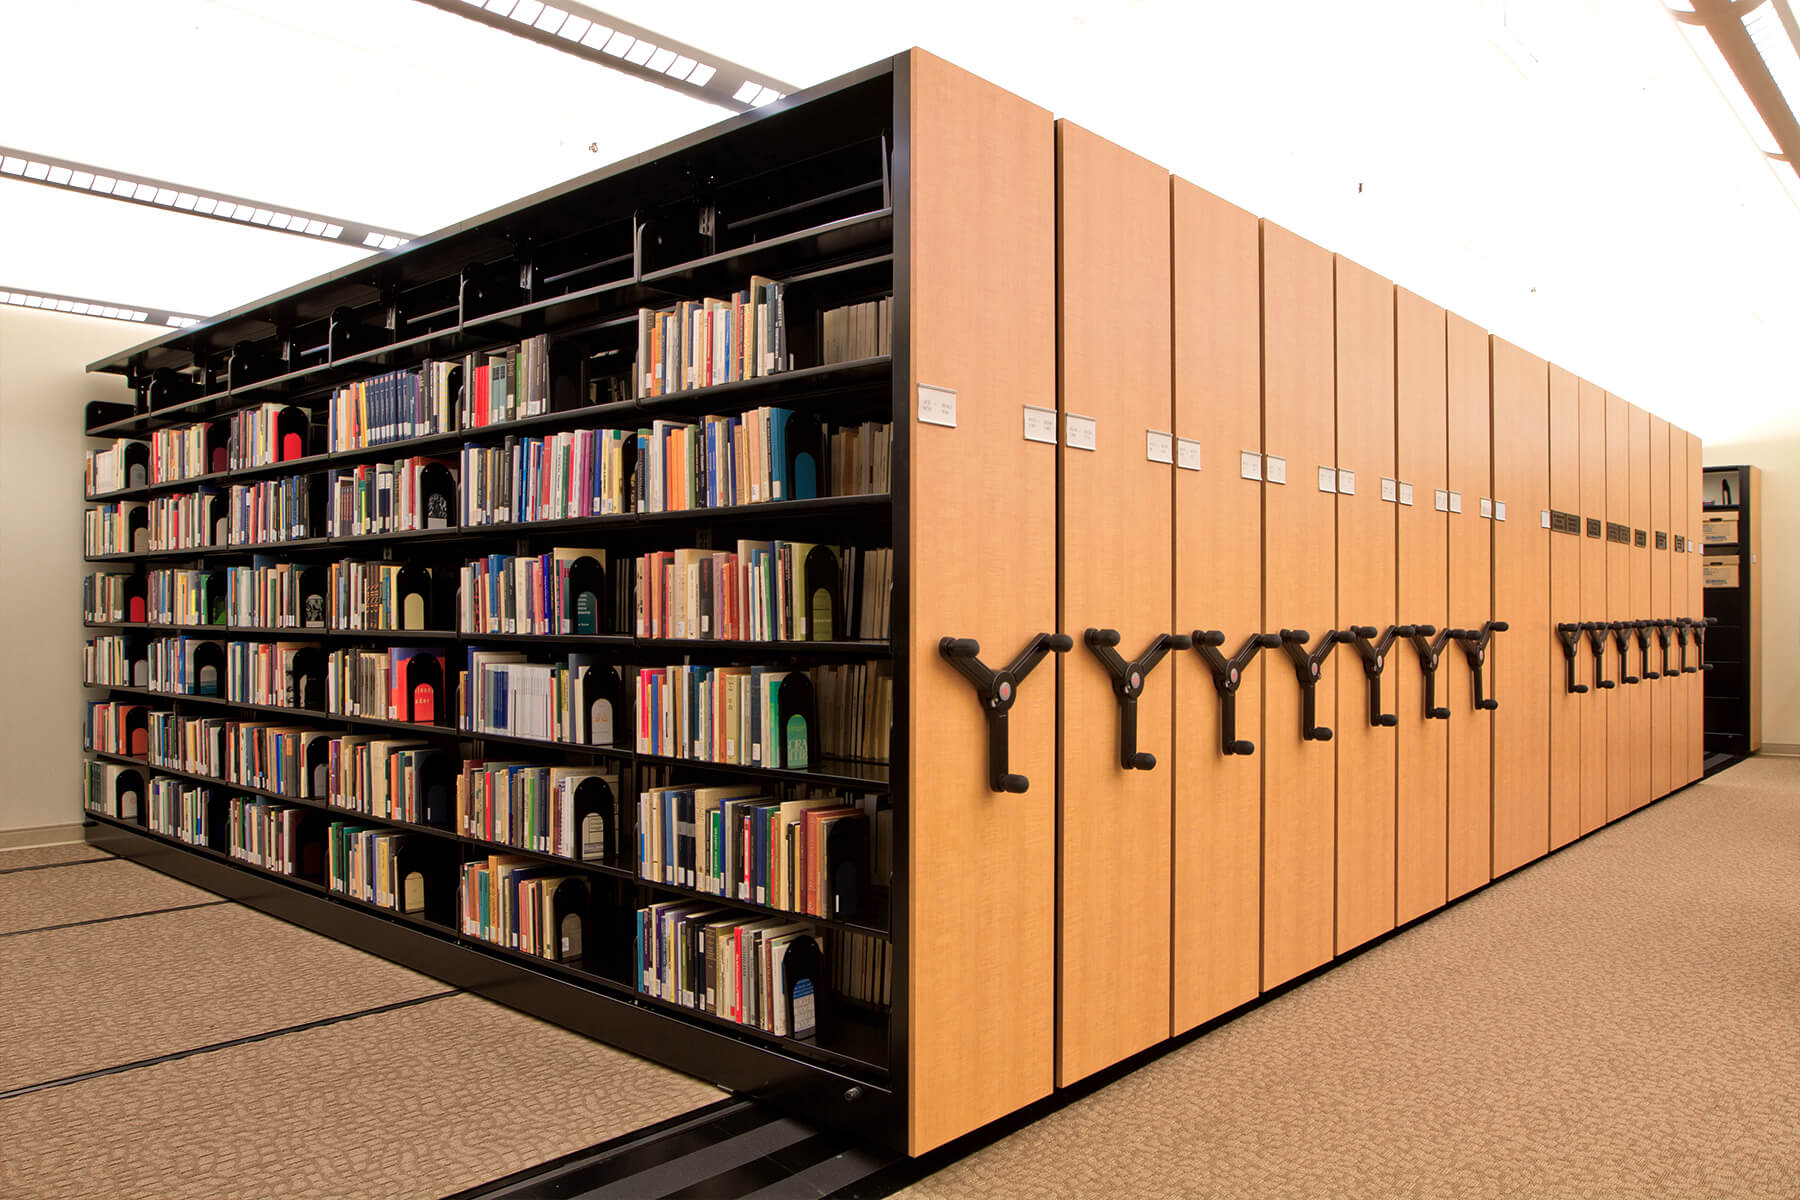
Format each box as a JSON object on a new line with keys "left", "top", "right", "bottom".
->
{"left": 1583, "top": 622, "right": 1616, "bottom": 691}
{"left": 1083, "top": 629, "right": 1191, "bottom": 770}
{"left": 1343, "top": 624, "right": 1409, "bottom": 727}
{"left": 939, "top": 632, "right": 1073, "bottom": 793}
{"left": 1448, "top": 621, "right": 1508, "bottom": 711}
{"left": 1279, "top": 628, "right": 1344, "bottom": 742}
{"left": 1192, "top": 630, "right": 1280, "bottom": 755}
{"left": 1633, "top": 620, "right": 1659, "bottom": 681}
{"left": 1609, "top": 621, "right": 1640, "bottom": 685}
{"left": 1674, "top": 618, "right": 1698, "bottom": 674}
{"left": 1652, "top": 618, "right": 1673, "bottom": 679}
{"left": 1557, "top": 623, "right": 1590, "bottom": 695}
{"left": 1404, "top": 625, "right": 1457, "bottom": 720}
{"left": 1693, "top": 616, "right": 1717, "bottom": 672}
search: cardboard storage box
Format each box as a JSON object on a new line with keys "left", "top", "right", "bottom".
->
{"left": 1703, "top": 514, "right": 1739, "bottom": 545}
{"left": 1703, "top": 556, "right": 1739, "bottom": 588}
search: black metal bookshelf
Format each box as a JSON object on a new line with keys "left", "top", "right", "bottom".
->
{"left": 1700, "top": 464, "right": 1760, "bottom": 772}
{"left": 80, "top": 54, "right": 906, "bottom": 1147}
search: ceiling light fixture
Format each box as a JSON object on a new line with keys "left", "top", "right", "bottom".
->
{"left": 0, "top": 284, "right": 204, "bottom": 328}
{"left": 1669, "top": 0, "right": 1800, "bottom": 208}
{"left": 410, "top": 0, "right": 790, "bottom": 112}
{"left": 0, "top": 145, "right": 413, "bottom": 250}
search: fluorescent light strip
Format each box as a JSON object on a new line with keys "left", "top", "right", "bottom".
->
{"left": 1745, "top": 2, "right": 1800, "bottom": 118}
{"left": 0, "top": 144, "right": 415, "bottom": 250}
{"left": 0, "top": 284, "right": 201, "bottom": 328}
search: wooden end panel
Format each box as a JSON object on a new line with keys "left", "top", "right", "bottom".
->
{"left": 1547, "top": 365, "right": 1581, "bottom": 850}
{"left": 1260, "top": 222, "right": 1338, "bottom": 989}
{"left": 1687, "top": 431, "right": 1704, "bottom": 779}
{"left": 1171, "top": 179, "right": 1262, "bottom": 1032}
{"left": 1445, "top": 312, "right": 1492, "bottom": 899}
{"left": 1747, "top": 464, "right": 1761, "bottom": 753}
{"left": 1668, "top": 427, "right": 1686, "bottom": 788}
{"left": 1332, "top": 255, "right": 1396, "bottom": 954}
{"left": 1629, "top": 405, "right": 1651, "bottom": 811}
{"left": 1489, "top": 338, "right": 1550, "bottom": 877}
{"left": 1577, "top": 379, "right": 1609, "bottom": 833}
{"left": 1605, "top": 392, "right": 1632, "bottom": 822}
{"left": 905, "top": 51, "right": 1057, "bottom": 1155}
{"left": 1650, "top": 417, "right": 1671, "bottom": 799}
{"left": 1055, "top": 119, "right": 1173, "bottom": 1086}
{"left": 1394, "top": 288, "right": 1448, "bottom": 924}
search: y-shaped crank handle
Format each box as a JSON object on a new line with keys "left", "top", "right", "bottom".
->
{"left": 1279, "top": 628, "right": 1345, "bottom": 742}
{"left": 1192, "top": 630, "right": 1280, "bottom": 755}
{"left": 1609, "top": 621, "right": 1640, "bottom": 685}
{"left": 1405, "top": 625, "right": 1457, "bottom": 720}
{"left": 1343, "top": 624, "right": 1410, "bottom": 727}
{"left": 1673, "top": 618, "right": 1698, "bottom": 674}
{"left": 939, "top": 632, "right": 1073, "bottom": 793}
{"left": 1557, "top": 623, "right": 1590, "bottom": 695}
{"left": 1582, "top": 622, "right": 1616, "bottom": 690}
{"left": 1633, "top": 620, "right": 1660, "bottom": 681}
{"left": 1448, "top": 621, "right": 1508, "bottom": 711}
{"left": 1084, "top": 629, "right": 1191, "bottom": 770}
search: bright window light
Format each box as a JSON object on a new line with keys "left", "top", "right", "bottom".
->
{"left": 212, "top": 201, "right": 235, "bottom": 218}
{"left": 667, "top": 55, "right": 696, "bottom": 79}
{"left": 1744, "top": 2, "right": 1800, "bottom": 118}
{"left": 733, "top": 81, "right": 760, "bottom": 103}
{"left": 364, "top": 231, "right": 384, "bottom": 246}
{"left": 688, "top": 64, "right": 716, "bottom": 87}
{"left": 647, "top": 47, "right": 676, "bottom": 72}
{"left": 70, "top": 171, "right": 93, "bottom": 189}
{"left": 24, "top": 160, "right": 50, "bottom": 180}
{"left": 558, "top": 15, "right": 589, "bottom": 40}
{"left": 91, "top": 175, "right": 115, "bottom": 191}
{"left": 1683, "top": 20, "right": 1783, "bottom": 154}
{"left": 484, "top": 0, "right": 517, "bottom": 15}
{"left": 579, "top": 23, "right": 611, "bottom": 49}
{"left": 47, "top": 166, "right": 72, "bottom": 185}
{"left": 323, "top": 224, "right": 343, "bottom": 239}
{"left": 602, "top": 32, "right": 634, "bottom": 56}
{"left": 534, "top": 5, "right": 567, "bottom": 32}
{"left": 624, "top": 40, "right": 656, "bottom": 66}
{"left": 304, "top": 219, "right": 327, "bottom": 235}
{"left": 510, "top": 0, "right": 544, "bottom": 24}
{"left": 0, "top": 157, "right": 23, "bottom": 175}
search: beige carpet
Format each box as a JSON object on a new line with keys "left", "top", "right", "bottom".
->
{"left": 0, "top": 843, "right": 111, "bottom": 870}
{"left": 1, "top": 900, "right": 445, "bottom": 1089}
{"left": 0, "top": 991, "right": 723, "bottom": 1200}
{"left": 0, "top": 855, "right": 213, "bottom": 933}
{"left": 901, "top": 755, "right": 1799, "bottom": 1200}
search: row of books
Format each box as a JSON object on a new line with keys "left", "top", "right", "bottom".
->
{"left": 459, "top": 650, "right": 620, "bottom": 745}
{"left": 84, "top": 635, "right": 147, "bottom": 688}
{"left": 634, "top": 542, "right": 892, "bottom": 643}
{"left": 85, "top": 438, "right": 147, "bottom": 495}
{"left": 813, "top": 662, "right": 893, "bottom": 766}
{"left": 325, "top": 647, "right": 449, "bottom": 725}
{"left": 458, "top": 548, "right": 617, "bottom": 637}
{"left": 326, "top": 458, "right": 458, "bottom": 537}
{"left": 637, "top": 787, "right": 875, "bottom": 919}
{"left": 637, "top": 407, "right": 842, "bottom": 514}
{"left": 227, "top": 797, "right": 307, "bottom": 875}
{"left": 830, "top": 927, "right": 892, "bottom": 1009}
{"left": 327, "top": 824, "right": 425, "bottom": 912}
{"left": 459, "top": 428, "right": 635, "bottom": 526}
{"left": 456, "top": 761, "right": 620, "bottom": 860}
{"left": 85, "top": 571, "right": 140, "bottom": 623}
{"left": 459, "top": 856, "right": 587, "bottom": 962}
{"left": 85, "top": 700, "right": 147, "bottom": 758}
{"left": 328, "top": 364, "right": 456, "bottom": 452}
{"left": 147, "top": 777, "right": 210, "bottom": 846}
{"left": 636, "top": 903, "right": 821, "bottom": 1038}
{"left": 84, "top": 404, "right": 309, "bottom": 495}
{"left": 635, "top": 665, "right": 815, "bottom": 770}
{"left": 825, "top": 421, "right": 892, "bottom": 501}
{"left": 83, "top": 760, "right": 142, "bottom": 819}
{"left": 635, "top": 278, "right": 786, "bottom": 397}
{"left": 818, "top": 299, "right": 891, "bottom": 365}
{"left": 84, "top": 500, "right": 150, "bottom": 556}
{"left": 226, "top": 474, "right": 317, "bottom": 546}
{"left": 461, "top": 339, "right": 554, "bottom": 429}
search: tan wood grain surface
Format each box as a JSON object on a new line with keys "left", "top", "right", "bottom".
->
{"left": 1629, "top": 404, "right": 1652, "bottom": 811}
{"left": 1055, "top": 119, "right": 1174, "bottom": 1086}
{"left": 1171, "top": 179, "right": 1263, "bottom": 1033}
{"left": 905, "top": 49, "right": 1058, "bottom": 1155}
{"left": 1747, "top": 464, "right": 1762, "bottom": 752}
{"left": 1332, "top": 255, "right": 1397, "bottom": 955}
{"left": 1688, "top": 432, "right": 1704, "bottom": 779}
{"left": 1578, "top": 379, "right": 1609, "bottom": 834}
{"left": 1445, "top": 312, "right": 1492, "bottom": 899}
{"left": 1260, "top": 221, "right": 1339, "bottom": 989}
{"left": 1650, "top": 416, "right": 1672, "bottom": 799}
{"left": 1394, "top": 288, "right": 1449, "bottom": 925}
{"left": 1489, "top": 338, "right": 1550, "bottom": 877}
{"left": 1668, "top": 427, "right": 1687, "bottom": 788}
{"left": 1548, "top": 364, "right": 1581, "bottom": 850}
{"left": 1606, "top": 392, "right": 1633, "bottom": 822}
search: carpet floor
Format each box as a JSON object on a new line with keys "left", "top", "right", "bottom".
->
{"left": 898, "top": 754, "right": 1799, "bottom": 1200}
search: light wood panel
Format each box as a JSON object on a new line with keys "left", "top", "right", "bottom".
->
{"left": 1171, "top": 179, "right": 1263, "bottom": 1032}
{"left": 905, "top": 50, "right": 1058, "bottom": 1155}
{"left": 1605, "top": 392, "right": 1632, "bottom": 822}
{"left": 1445, "top": 312, "right": 1492, "bottom": 899}
{"left": 1547, "top": 365, "right": 1581, "bottom": 850}
{"left": 1394, "top": 288, "right": 1448, "bottom": 924}
{"left": 1055, "top": 119, "right": 1173, "bottom": 1086}
{"left": 1668, "top": 428, "right": 1687, "bottom": 789}
{"left": 1687, "top": 431, "right": 1705, "bottom": 779}
{"left": 1650, "top": 417, "right": 1672, "bottom": 800}
{"left": 1490, "top": 338, "right": 1550, "bottom": 877}
{"left": 1629, "top": 405, "right": 1652, "bottom": 812}
{"left": 1260, "top": 221, "right": 1338, "bottom": 989}
{"left": 1333, "top": 255, "right": 1397, "bottom": 954}
{"left": 1577, "top": 379, "right": 1609, "bottom": 834}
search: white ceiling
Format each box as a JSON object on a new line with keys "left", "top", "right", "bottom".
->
{"left": 3, "top": 0, "right": 1795, "bottom": 444}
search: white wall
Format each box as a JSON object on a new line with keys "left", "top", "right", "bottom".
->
{"left": 0, "top": 307, "right": 139, "bottom": 840}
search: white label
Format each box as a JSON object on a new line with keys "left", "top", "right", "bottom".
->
{"left": 1318, "top": 465, "right": 1337, "bottom": 493}
{"left": 1265, "top": 455, "right": 1287, "bottom": 485}
{"left": 1449, "top": 491, "right": 1463, "bottom": 514}
{"left": 1065, "top": 412, "right": 1097, "bottom": 451}
{"left": 1496, "top": 501, "right": 1507, "bottom": 522}
{"left": 1435, "top": 488, "right": 1450, "bottom": 513}
{"left": 1399, "top": 482, "right": 1415, "bottom": 506}
{"left": 1381, "top": 477, "right": 1397, "bottom": 503}
{"left": 917, "top": 384, "right": 957, "bottom": 428}
{"left": 1480, "top": 497, "right": 1493, "bottom": 519}
{"left": 1146, "top": 429, "right": 1174, "bottom": 465}
{"left": 1541, "top": 509, "right": 1552, "bottom": 529}
{"left": 1240, "top": 451, "right": 1262, "bottom": 481}
{"left": 1337, "top": 469, "right": 1356, "bottom": 496}
{"left": 1023, "top": 405, "right": 1057, "bottom": 444}
{"left": 1176, "top": 437, "right": 1202, "bottom": 471}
